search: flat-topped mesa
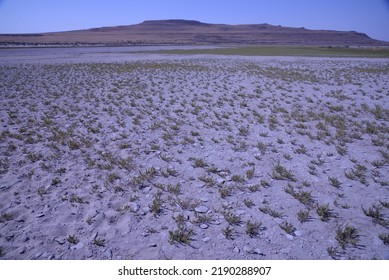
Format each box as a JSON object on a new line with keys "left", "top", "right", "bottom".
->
{"left": 1, "top": 19, "right": 387, "bottom": 46}
{"left": 140, "top": 19, "right": 210, "bottom": 26}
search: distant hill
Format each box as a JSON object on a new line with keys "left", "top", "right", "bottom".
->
{"left": 1, "top": 19, "right": 387, "bottom": 47}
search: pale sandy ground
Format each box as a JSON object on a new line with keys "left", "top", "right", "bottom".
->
{"left": 0, "top": 48, "right": 388, "bottom": 259}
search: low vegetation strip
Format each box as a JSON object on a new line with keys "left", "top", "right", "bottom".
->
{"left": 154, "top": 45, "right": 389, "bottom": 57}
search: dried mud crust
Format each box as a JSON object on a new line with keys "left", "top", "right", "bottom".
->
{"left": 0, "top": 56, "right": 388, "bottom": 260}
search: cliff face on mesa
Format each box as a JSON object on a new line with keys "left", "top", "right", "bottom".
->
{"left": 0, "top": 19, "right": 387, "bottom": 46}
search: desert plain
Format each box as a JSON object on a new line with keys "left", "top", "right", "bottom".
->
{"left": 0, "top": 47, "right": 388, "bottom": 260}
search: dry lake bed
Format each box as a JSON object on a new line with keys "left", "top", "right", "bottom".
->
{"left": 0, "top": 47, "right": 388, "bottom": 259}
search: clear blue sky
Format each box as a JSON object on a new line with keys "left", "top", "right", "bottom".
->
{"left": 0, "top": 0, "right": 388, "bottom": 41}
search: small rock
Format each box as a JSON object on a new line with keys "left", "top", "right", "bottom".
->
{"left": 15, "top": 217, "right": 25, "bottom": 223}
{"left": 286, "top": 234, "right": 294, "bottom": 241}
{"left": 104, "top": 249, "right": 113, "bottom": 259}
{"left": 141, "top": 207, "right": 149, "bottom": 215}
{"left": 274, "top": 218, "right": 283, "bottom": 224}
{"left": 54, "top": 238, "right": 65, "bottom": 245}
{"left": 18, "top": 247, "right": 26, "bottom": 254}
{"left": 200, "top": 197, "right": 209, "bottom": 202}
{"left": 148, "top": 243, "right": 157, "bottom": 248}
{"left": 236, "top": 210, "right": 246, "bottom": 215}
{"left": 294, "top": 230, "right": 303, "bottom": 237}
{"left": 216, "top": 178, "right": 225, "bottom": 184}
{"left": 34, "top": 252, "right": 42, "bottom": 258}
{"left": 195, "top": 206, "right": 209, "bottom": 213}
{"left": 6, "top": 235, "right": 14, "bottom": 241}
{"left": 200, "top": 224, "right": 209, "bottom": 229}
{"left": 233, "top": 246, "right": 240, "bottom": 253}
{"left": 281, "top": 248, "right": 291, "bottom": 254}
{"left": 142, "top": 186, "right": 152, "bottom": 193}
{"left": 42, "top": 252, "right": 50, "bottom": 259}
{"left": 36, "top": 213, "right": 45, "bottom": 218}
{"left": 129, "top": 202, "right": 140, "bottom": 212}
{"left": 243, "top": 245, "right": 253, "bottom": 253}
{"left": 253, "top": 248, "right": 263, "bottom": 255}
{"left": 202, "top": 237, "right": 211, "bottom": 243}
{"left": 71, "top": 242, "right": 84, "bottom": 250}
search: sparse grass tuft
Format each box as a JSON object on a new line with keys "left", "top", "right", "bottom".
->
{"left": 362, "top": 204, "right": 388, "bottom": 227}
{"left": 246, "top": 167, "right": 255, "bottom": 179}
{"left": 222, "top": 226, "right": 235, "bottom": 240}
{"left": 379, "top": 233, "right": 389, "bottom": 245}
{"left": 169, "top": 226, "right": 194, "bottom": 245}
{"left": 247, "top": 184, "right": 260, "bottom": 192}
{"left": 176, "top": 197, "right": 199, "bottom": 210}
{"left": 231, "top": 174, "right": 245, "bottom": 183}
{"left": 37, "top": 186, "right": 47, "bottom": 197}
{"left": 326, "top": 246, "right": 341, "bottom": 260}
{"left": 198, "top": 175, "right": 216, "bottom": 187}
{"left": 192, "top": 212, "right": 213, "bottom": 225}
{"left": 345, "top": 164, "right": 368, "bottom": 185}
{"left": 272, "top": 163, "right": 297, "bottom": 181}
{"left": 256, "top": 141, "right": 267, "bottom": 154}
{"left": 223, "top": 210, "right": 241, "bottom": 225}
{"left": 51, "top": 177, "right": 61, "bottom": 186}
{"left": 219, "top": 187, "right": 231, "bottom": 198}
{"left": 279, "top": 221, "right": 295, "bottom": 235}
{"left": 238, "top": 125, "right": 249, "bottom": 136}
{"left": 149, "top": 191, "right": 163, "bottom": 216}
{"left": 285, "top": 185, "right": 314, "bottom": 207}
{"left": 246, "top": 220, "right": 262, "bottom": 237}
{"left": 336, "top": 225, "right": 360, "bottom": 249}
{"left": 259, "top": 205, "right": 283, "bottom": 218}
{"left": 93, "top": 236, "right": 105, "bottom": 247}
{"left": 167, "top": 183, "right": 181, "bottom": 195}
{"left": 106, "top": 172, "right": 120, "bottom": 184}
{"left": 0, "top": 212, "right": 14, "bottom": 223}
{"left": 192, "top": 158, "right": 207, "bottom": 168}
{"left": 316, "top": 203, "right": 333, "bottom": 222}
{"left": 69, "top": 194, "right": 88, "bottom": 204}
{"left": 380, "top": 201, "right": 389, "bottom": 209}
{"left": 328, "top": 176, "right": 342, "bottom": 188}
{"left": 67, "top": 235, "right": 79, "bottom": 244}
{"left": 260, "top": 179, "right": 270, "bottom": 187}
{"left": 297, "top": 209, "right": 310, "bottom": 223}
{"left": 243, "top": 198, "right": 254, "bottom": 208}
